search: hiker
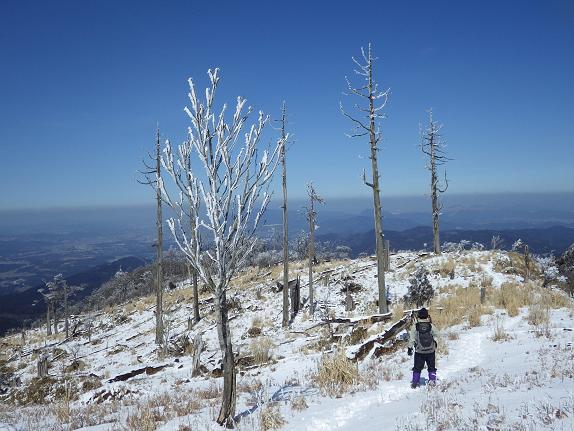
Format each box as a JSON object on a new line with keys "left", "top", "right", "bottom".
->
{"left": 407, "top": 307, "right": 437, "bottom": 388}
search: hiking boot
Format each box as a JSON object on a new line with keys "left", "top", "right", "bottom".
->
{"left": 411, "top": 371, "right": 421, "bottom": 389}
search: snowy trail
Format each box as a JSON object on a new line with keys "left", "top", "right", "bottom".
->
{"left": 283, "top": 316, "right": 519, "bottom": 431}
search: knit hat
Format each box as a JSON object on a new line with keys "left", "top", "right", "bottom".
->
{"left": 417, "top": 307, "right": 429, "bottom": 319}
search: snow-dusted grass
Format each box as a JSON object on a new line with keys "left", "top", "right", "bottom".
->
{"left": 1, "top": 250, "right": 573, "bottom": 430}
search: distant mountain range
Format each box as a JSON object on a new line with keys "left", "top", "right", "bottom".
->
{"left": 0, "top": 256, "right": 145, "bottom": 335}
{"left": 317, "top": 225, "right": 574, "bottom": 257}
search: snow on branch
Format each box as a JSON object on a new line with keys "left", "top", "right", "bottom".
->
{"left": 161, "top": 68, "right": 285, "bottom": 288}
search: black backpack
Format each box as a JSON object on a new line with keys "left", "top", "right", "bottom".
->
{"left": 415, "top": 321, "right": 435, "bottom": 353}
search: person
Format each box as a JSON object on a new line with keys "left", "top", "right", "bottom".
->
{"left": 407, "top": 307, "right": 437, "bottom": 388}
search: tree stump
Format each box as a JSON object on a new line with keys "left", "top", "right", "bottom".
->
{"left": 191, "top": 334, "right": 205, "bottom": 377}
{"left": 37, "top": 354, "right": 49, "bottom": 378}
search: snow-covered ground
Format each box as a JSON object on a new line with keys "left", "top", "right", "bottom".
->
{"left": 0, "top": 250, "right": 573, "bottom": 430}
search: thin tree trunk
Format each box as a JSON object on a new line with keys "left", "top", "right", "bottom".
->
{"left": 214, "top": 281, "right": 236, "bottom": 427}
{"left": 308, "top": 204, "right": 315, "bottom": 316}
{"left": 190, "top": 264, "right": 200, "bottom": 324}
{"left": 281, "top": 103, "right": 290, "bottom": 327}
{"left": 46, "top": 301, "right": 52, "bottom": 336}
{"left": 155, "top": 128, "right": 164, "bottom": 345}
{"left": 64, "top": 283, "right": 69, "bottom": 339}
{"left": 368, "top": 56, "right": 388, "bottom": 314}
{"left": 53, "top": 305, "right": 58, "bottom": 335}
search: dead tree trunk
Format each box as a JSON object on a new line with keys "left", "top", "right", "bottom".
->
{"left": 306, "top": 183, "right": 324, "bottom": 317}
{"left": 280, "top": 102, "right": 290, "bottom": 327}
{"left": 524, "top": 244, "right": 530, "bottom": 283}
{"left": 191, "top": 333, "right": 204, "bottom": 377}
{"left": 421, "top": 109, "right": 449, "bottom": 255}
{"left": 155, "top": 128, "right": 164, "bottom": 345}
{"left": 37, "top": 354, "right": 49, "bottom": 378}
{"left": 341, "top": 44, "right": 389, "bottom": 314}
{"left": 46, "top": 301, "right": 52, "bottom": 336}
{"left": 63, "top": 281, "right": 69, "bottom": 339}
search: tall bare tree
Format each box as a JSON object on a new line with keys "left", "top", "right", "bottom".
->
{"left": 162, "top": 68, "right": 284, "bottom": 427}
{"left": 341, "top": 43, "right": 389, "bottom": 313}
{"left": 420, "top": 109, "right": 449, "bottom": 255}
{"left": 279, "top": 102, "right": 290, "bottom": 327}
{"left": 138, "top": 127, "right": 165, "bottom": 345}
{"left": 306, "top": 182, "right": 324, "bottom": 316}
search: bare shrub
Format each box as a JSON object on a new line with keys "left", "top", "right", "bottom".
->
{"left": 250, "top": 336, "right": 274, "bottom": 365}
{"left": 291, "top": 395, "right": 308, "bottom": 411}
{"left": 126, "top": 406, "right": 157, "bottom": 431}
{"left": 492, "top": 317, "right": 510, "bottom": 342}
{"left": 446, "top": 331, "right": 459, "bottom": 341}
{"left": 527, "top": 304, "right": 550, "bottom": 327}
{"left": 259, "top": 403, "right": 285, "bottom": 431}
{"left": 312, "top": 349, "right": 360, "bottom": 397}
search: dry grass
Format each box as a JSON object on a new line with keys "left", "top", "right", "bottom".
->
{"left": 437, "top": 257, "right": 456, "bottom": 277}
{"left": 126, "top": 406, "right": 158, "bottom": 431}
{"left": 259, "top": 403, "right": 285, "bottom": 431}
{"left": 491, "top": 281, "right": 533, "bottom": 315}
{"left": 432, "top": 285, "right": 482, "bottom": 329}
{"left": 312, "top": 348, "right": 360, "bottom": 397}
{"left": 250, "top": 336, "right": 275, "bottom": 365}
{"left": 467, "top": 305, "right": 483, "bottom": 327}
{"left": 291, "top": 395, "right": 308, "bottom": 411}
{"left": 527, "top": 304, "right": 550, "bottom": 327}
{"left": 492, "top": 317, "right": 511, "bottom": 342}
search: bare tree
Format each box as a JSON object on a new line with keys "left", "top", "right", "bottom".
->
{"left": 162, "top": 68, "right": 284, "bottom": 427}
{"left": 40, "top": 274, "right": 82, "bottom": 339}
{"left": 341, "top": 43, "right": 389, "bottom": 313}
{"left": 138, "top": 127, "right": 165, "bottom": 345}
{"left": 305, "top": 182, "right": 324, "bottom": 316}
{"left": 38, "top": 281, "right": 58, "bottom": 336}
{"left": 279, "top": 102, "right": 290, "bottom": 327}
{"left": 420, "top": 109, "right": 449, "bottom": 255}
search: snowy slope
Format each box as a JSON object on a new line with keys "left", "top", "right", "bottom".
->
{"left": 0, "top": 250, "right": 572, "bottom": 431}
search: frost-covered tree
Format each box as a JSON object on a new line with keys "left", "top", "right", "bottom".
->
{"left": 161, "top": 68, "right": 284, "bottom": 427}
{"left": 491, "top": 235, "right": 504, "bottom": 250}
{"left": 404, "top": 266, "right": 434, "bottom": 308}
{"left": 420, "top": 109, "right": 450, "bottom": 255}
{"left": 39, "top": 274, "right": 81, "bottom": 339}
{"left": 341, "top": 43, "right": 389, "bottom": 313}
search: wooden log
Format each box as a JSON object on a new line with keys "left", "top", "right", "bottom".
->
{"left": 346, "top": 311, "right": 415, "bottom": 361}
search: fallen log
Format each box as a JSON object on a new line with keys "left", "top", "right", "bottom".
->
{"left": 346, "top": 311, "right": 415, "bottom": 361}
{"left": 319, "top": 312, "right": 392, "bottom": 326}
{"left": 107, "top": 363, "right": 169, "bottom": 383}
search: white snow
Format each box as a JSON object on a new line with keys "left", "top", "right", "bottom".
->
{"left": 0, "top": 250, "right": 573, "bottom": 430}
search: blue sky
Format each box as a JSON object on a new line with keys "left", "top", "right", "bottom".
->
{"left": 1, "top": 0, "right": 573, "bottom": 209}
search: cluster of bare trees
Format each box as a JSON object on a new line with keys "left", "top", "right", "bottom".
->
{"left": 38, "top": 274, "right": 82, "bottom": 338}
{"left": 136, "top": 42, "right": 451, "bottom": 427}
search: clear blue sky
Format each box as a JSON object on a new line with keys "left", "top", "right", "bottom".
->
{"left": 1, "top": 0, "right": 573, "bottom": 210}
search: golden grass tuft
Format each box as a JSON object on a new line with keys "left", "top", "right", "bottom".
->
{"left": 432, "top": 285, "right": 481, "bottom": 329}
{"left": 437, "top": 258, "right": 456, "bottom": 277}
{"left": 492, "top": 317, "right": 511, "bottom": 342}
{"left": 312, "top": 349, "right": 360, "bottom": 397}
{"left": 259, "top": 403, "right": 285, "bottom": 431}
{"left": 250, "top": 336, "right": 275, "bottom": 365}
